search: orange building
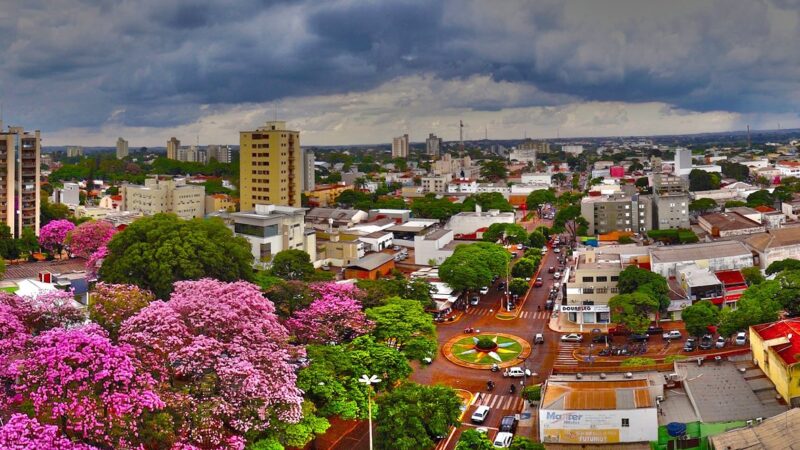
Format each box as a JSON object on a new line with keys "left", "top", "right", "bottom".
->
{"left": 344, "top": 253, "right": 396, "bottom": 280}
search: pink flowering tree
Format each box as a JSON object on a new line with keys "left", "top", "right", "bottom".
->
{"left": 286, "top": 282, "right": 373, "bottom": 344}
{"left": 8, "top": 325, "right": 163, "bottom": 449}
{"left": 85, "top": 245, "right": 108, "bottom": 278}
{"left": 66, "top": 220, "right": 117, "bottom": 259}
{"left": 87, "top": 283, "right": 154, "bottom": 340}
{"left": 0, "top": 303, "right": 27, "bottom": 382}
{"left": 119, "top": 278, "right": 304, "bottom": 448}
{"left": 0, "top": 290, "right": 85, "bottom": 335}
{"left": 0, "top": 414, "right": 98, "bottom": 450}
{"left": 38, "top": 219, "right": 75, "bottom": 257}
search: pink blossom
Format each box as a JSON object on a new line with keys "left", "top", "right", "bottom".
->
{"left": 66, "top": 221, "right": 117, "bottom": 259}
{"left": 120, "top": 278, "right": 304, "bottom": 448}
{"left": 287, "top": 282, "right": 373, "bottom": 344}
{"left": 0, "top": 290, "right": 85, "bottom": 335}
{"left": 10, "top": 325, "right": 164, "bottom": 449}
{"left": 0, "top": 414, "right": 98, "bottom": 450}
{"left": 38, "top": 220, "right": 76, "bottom": 254}
{"left": 85, "top": 245, "right": 108, "bottom": 278}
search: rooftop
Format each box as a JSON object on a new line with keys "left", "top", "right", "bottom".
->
{"left": 752, "top": 318, "right": 800, "bottom": 366}
{"left": 699, "top": 212, "right": 763, "bottom": 231}
{"left": 307, "top": 207, "right": 364, "bottom": 221}
{"left": 541, "top": 379, "right": 654, "bottom": 411}
{"left": 424, "top": 229, "right": 452, "bottom": 241}
{"left": 715, "top": 269, "right": 746, "bottom": 287}
{"left": 650, "top": 241, "right": 751, "bottom": 264}
{"left": 709, "top": 408, "right": 800, "bottom": 450}
{"left": 232, "top": 204, "right": 305, "bottom": 220}
{"left": 746, "top": 227, "right": 800, "bottom": 251}
{"left": 345, "top": 252, "right": 394, "bottom": 271}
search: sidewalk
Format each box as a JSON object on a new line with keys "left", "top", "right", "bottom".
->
{"left": 516, "top": 399, "right": 538, "bottom": 442}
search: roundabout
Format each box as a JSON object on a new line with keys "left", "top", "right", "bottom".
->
{"left": 442, "top": 332, "right": 531, "bottom": 369}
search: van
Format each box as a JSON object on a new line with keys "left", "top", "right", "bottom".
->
{"left": 534, "top": 333, "right": 544, "bottom": 344}
{"left": 500, "top": 415, "right": 518, "bottom": 433}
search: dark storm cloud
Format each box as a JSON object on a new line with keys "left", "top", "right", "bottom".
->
{"left": 0, "top": 0, "right": 799, "bottom": 133}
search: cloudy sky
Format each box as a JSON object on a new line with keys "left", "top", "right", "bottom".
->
{"left": 1, "top": 0, "right": 799, "bottom": 147}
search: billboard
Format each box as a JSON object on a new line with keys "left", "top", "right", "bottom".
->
{"left": 540, "top": 409, "right": 657, "bottom": 444}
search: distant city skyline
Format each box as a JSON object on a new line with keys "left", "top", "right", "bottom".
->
{"left": 1, "top": 1, "right": 799, "bottom": 146}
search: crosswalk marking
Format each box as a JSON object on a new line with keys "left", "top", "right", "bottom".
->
{"left": 464, "top": 308, "right": 549, "bottom": 320}
{"left": 556, "top": 342, "right": 580, "bottom": 366}
{"left": 473, "top": 393, "right": 524, "bottom": 412}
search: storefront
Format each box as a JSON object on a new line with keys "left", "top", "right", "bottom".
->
{"left": 561, "top": 304, "right": 611, "bottom": 330}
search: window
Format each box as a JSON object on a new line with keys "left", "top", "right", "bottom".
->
{"left": 622, "top": 418, "right": 630, "bottom": 427}
{"left": 582, "top": 276, "right": 594, "bottom": 282}
{"left": 596, "top": 276, "right": 608, "bottom": 282}
{"left": 610, "top": 276, "right": 619, "bottom": 282}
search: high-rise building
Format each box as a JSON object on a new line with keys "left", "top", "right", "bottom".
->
{"left": 121, "top": 175, "right": 205, "bottom": 220}
{"left": 1, "top": 126, "right": 41, "bottom": 237}
{"left": 206, "top": 144, "right": 232, "bottom": 164}
{"left": 116, "top": 137, "right": 129, "bottom": 159}
{"left": 66, "top": 146, "right": 84, "bottom": 158}
{"left": 580, "top": 192, "right": 653, "bottom": 235}
{"left": 392, "top": 134, "right": 409, "bottom": 158}
{"left": 167, "top": 137, "right": 180, "bottom": 160}
{"left": 426, "top": 133, "right": 442, "bottom": 159}
{"left": 176, "top": 145, "right": 206, "bottom": 163}
{"left": 239, "top": 121, "right": 302, "bottom": 210}
{"left": 302, "top": 148, "right": 316, "bottom": 192}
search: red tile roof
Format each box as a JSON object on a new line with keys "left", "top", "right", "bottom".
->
{"left": 752, "top": 318, "right": 800, "bottom": 366}
{"left": 754, "top": 205, "right": 775, "bottom": 213}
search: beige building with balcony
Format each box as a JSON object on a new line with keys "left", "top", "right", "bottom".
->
{"left": 121, "top": 176, "right": 205, "bottom": 220}
{"left": 229, "top": 204, "right": 314, "bottom": 266}
{"left": 240, "top": 121, "right": 302, "bottom": 210}
{"left": 564, "top": 250, "right": 623, "bottom": 328}
{"left": 1, "top": 126, "right": 41, "bottom": 236}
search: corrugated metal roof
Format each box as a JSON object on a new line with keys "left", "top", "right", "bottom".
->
{"left": 542, "top": 380, "right": 653, "bottom": 411}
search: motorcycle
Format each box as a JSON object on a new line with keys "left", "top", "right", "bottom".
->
{"left": 487, "top": 381, "right": 495, "bottom": 391}
{"left": 509, "top": 384, "right": 516, "bottom": 394}
{"left": 491, "top": 364, "right": 500, "bottom": 372}
{"left": 464, "top": 327, "right": 474, "bottom": 334}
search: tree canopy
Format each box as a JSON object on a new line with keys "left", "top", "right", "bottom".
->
{"left": 271, "top": 249, "right": 315, "bottom": 280}
{"left": 688, "top": 169, "right": 721, "bottom": 192}
{"left": 456, "top": 429, "right": 493, "bottom": 450}
{"left": 608, "top": 292, "right": 659, "bottom": 334}
{"left": 482, "top": 223, "right": 528, "bottom": 244}
{"left": 617, "top": 266, "right": 670, "bottom": 311}
{"left": 439, "top": 242, "right": 510, "bottom": 293}
{"left": 479, "top": 160, "right": 508, "bottom": 182}
{"left": 375, "top": 383, "right": 462, "bottom": 450}
{"left": 411, "top": 194, "right": 463, "bottom": 221}
{"left": 746, "top": 190, "right": 774, "bottom": 208}
{"left": 462, "top": 192, "right": 513, "bottom": 213}
{"left": 689, "top": 198, "right": 717, "bottom": 214}
{"left": 525, "top": 189, "right": 557, "bottom": 212}
{"left": 365, "top": 297, "right": 437, "bottom": 361}
{"left": 98, "top": 214, "right": 254, "bottom": 298}
{"left": 766, "top": 258, "right": 800, "bottom": 275}
{"left": 681, "top": 300, "right": 720, "bottom": 337}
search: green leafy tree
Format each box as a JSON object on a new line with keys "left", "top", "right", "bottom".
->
{"left": 456, "top": 429, "right": 493, "bottom": 450}
{"left": 718, "top": 281, "right": 782, "bottom": 337}
{"left": 618, "top": 235, "right": 634, "bottom": 244}
{"left": 18, "top": 227, "right": 39, "bottom": 254}
{"left": 482, "top": 223, "right": 528, "bottom": 244}
{"left": 0, "top": 224, "right": 20, "bottom": 259}
{"left": 264, "top": 280, "right": 315, "bottom": 318}
{"left": 741, "top": 267, "right": 765, "bottom": 286}
{"left": 509, "top": 278, "right": 529, "bottom": 297}
{"left": 617, "top": 266, "right": 670, "bottom": 311}
{"left": 366, "top": 298, "right": 438, "bottom": 361}
{"left": 40, "top": 195, "right": 72, "bottom": 226}
{"left": 766, "top": 258, "right": 800, "bottom": 275}
{"left": 411, "top": 194, "right": 463, "bottom": 221}
{"left": 375, "top": 383, "right": 462, "bottom": 450}
{"left": 720, "top": 162, "right": 750, "bottom": 181}
{"left": 255, "top": 401, "right": 330, "bottom": 450}
{"left": 509, "top": 436, "right": 546, "bottom": 450}
{"left": 298, "top": 335, "right": 412, "bottom": 419}
{"left": 534, "top": 225, "right": 551, "bottom": 240}
{"left": 270, "top": 249, "right": 315, "bottom": 280}
{"left": 635, "top": 177, "right": 649, "bottom": 188}
{"left": 528, "top": 231, "right": 546, "bottom": 248}
{"left": 608, "top": 292, "right": 659, "bottom": 334}
{"left": 775, "top": 271, "right": 800, "bottom": 316}
{"left": 98, "top": 214, "right": 254, "bottom": 298}
{"left": 479, "top": 160, "right": 508, "bottom": 182}
{"left": 688, "top": 169, "right": 720, "bottom": 191}
{"left": 462, "top": 192, "right": 513, "bottom": 213}
{"left": 746, "top": 190, "right": 774, "bottom": 208}
{"left": 681, "top": 300, "right": 720, "bottom": 337}
{"left": 689, "top": 198, "right": 718, "bottom": 214}
{"left": 525, "top": 189, "right": 557, "bottom": 212}
{"left": 356, "top": 278, "right": 434, "bottom": 309}
{"left": 439, "top": 243, "right": 510, "bottom": 293}
{"left": 511, "top": 258, "right": 538, "bottom": 278}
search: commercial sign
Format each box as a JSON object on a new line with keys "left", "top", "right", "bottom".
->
{"left": 540, "top": 408, "right": 658, "bottom": 444}
{"left": 560, "top": 305, "right": 610, "bottom": 313}
{"left": 542, "top": 428, "right": 620, "bottom": 444}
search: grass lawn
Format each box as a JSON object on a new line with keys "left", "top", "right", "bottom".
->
{"left": 0, "top": 286, "right": 17, "bottom": 293}
{"left": 450, "top": 334, "right": 523, "bottom": 364}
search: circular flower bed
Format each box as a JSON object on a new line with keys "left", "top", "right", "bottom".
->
{"left": 450, "top": 334, "right": 524, "bottom": 365}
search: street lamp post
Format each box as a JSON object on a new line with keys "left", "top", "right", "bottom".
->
{"left": 503, "top": 232, "right": 511, "bottom": 311}
{"left": 358, "top": 374, "right": 382, "bottom": 450}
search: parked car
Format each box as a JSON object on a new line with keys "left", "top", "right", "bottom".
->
{"left": 592, "top": 334, "right": 609, "bottom": 344}
{"left": 628, "top": 334, "right": 649, "bottom": 342}
{"left": 553, "top": 248, "right": 561, "bottom": 253}
{"left": 517, "top": 244, "right": 524, "bottom": 250}
{"left": 545, "top": 299, "right": 555, "bottom": 310}
{"left": 471, "top": 405, "right": 491, "bottom": 424}
{"left": 392, "top": 245, "right": 401, "bottom": 251}
{"left": 715, "top": 336, "right": 726, "bottom": 349}
{"left": 469, "top": 296, "right": 480, "bottom": 306}
{"left": 663, "top": 330, "right": 682, "bottom": 340}
{"left": 479, "top": 286, "right": 490, "bottom": 295}
{"left": 646, "top": 326, "right": 664, "bottom": 335}
{"left": 553, "top": 272, "right": 561, "bottom": 279}
{"left": 534, "top": 278, "right": 543, "bottom": 287}
{"left": 534, "top": 333, "right": 544, "bottom": 344}
{"left": 548, "top": 266, "right": 555, "bottom": 273}
{"left": 498, "top": 282, "right": 506, "bottom": 291}
{"left": 493, "top": 432, "right": 514, "bottom": 448}
{"left": 561, "top": 333, "right": 583, "bottom": 343}
{"left": 684, "top": 338, "right": 697, "bottom": 352}
{"left": 700, "top": 334, "right": 713, "bottom": 350}
{"left": 541, "top": 247, "right": 548, "bottom": 253}
{"left": 504, "top": 367, "right": 525, "bottom": 378}
{"left": 609, "top": 325, "right": 630, "bottom": 336}
{"left": 500, "top": 415, "right": 518, "bottom": 433}
{"left": 735, "top": 331, "right": 747, "bottom": 345}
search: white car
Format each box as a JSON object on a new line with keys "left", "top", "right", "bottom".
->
{"left": 715, "top": 336, "right": 726, "bottom": 349}
{"left": 553, "top": 272, "right": 561, "bottom": 279}
{"left": 553, "top": 248, "right": 561, "bottom": 253}
{"left": 493, "top": 431, "right": 514, "bottom": 448}
{"left": 479, "top": 286, "right": 490, "bottom": 295}
{"left": 471, "top": 405, "right": 490, "bottom": 423}
{"left": 735, "top": 331, "right": 747, "bottom": 345}
{"left": 662, "top": 330, "right": 682, "bottom": 340}
{"left": 561, "top": 333, "right": 583, "bottom": 342}
{"left": 541, "top": 247, "right": 548, "bottom": 253}
{"left": 504, "top": 367, "right": 525, "bottom": 378}
{"left": 475, "top": 427, "right": 488, "bottom": 434}
{"left": 516, "top": 244, "right": 524, "bottom": 250}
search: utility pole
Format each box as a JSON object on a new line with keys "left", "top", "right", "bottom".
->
{"left": 459, "top": 120, "right": 464, "bottom": 157}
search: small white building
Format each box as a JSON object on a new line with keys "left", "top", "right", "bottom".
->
{"left": 445, "top": 206, "right": 515, "bottom": 236}
{"left": 52, "top": 182, "right": 80, "bottom": 206}
{"left": 446, "top": 179, "right": 478, "bottom": 194}
{"left": 358, "top": 231, "right": 393, "bottom": 252}
{"left": 414, "top": 229, "right": 458, "bottom": 266}
{"left": 521, "top": 172, "right": 552, "bottom": 184}
{"left": 746, "top": 227, "right": 800, "bottom": 270}
{"left": 649, "top": 241, "right": 754, "bottom": 278}
{"left": 562, "top": 145, "right": 584, "bottom": 156}
{"left": 229, "top": 204, "right": 315, "bottom": 266}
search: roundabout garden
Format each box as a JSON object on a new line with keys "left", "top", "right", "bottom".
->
{"left": 442, "top": 332, "right": 531, "bottom": 369}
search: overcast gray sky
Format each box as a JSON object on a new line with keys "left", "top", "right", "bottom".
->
{"left": 1, "top": 0, "right": 799, "bottom": 147}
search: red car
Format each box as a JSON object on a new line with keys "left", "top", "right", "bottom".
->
{"left": 533, "top": 277, "right": 543, "bottom": 287}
